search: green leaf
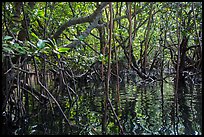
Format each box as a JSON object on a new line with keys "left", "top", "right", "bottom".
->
{"left": 3, "top": 47, "right": 14, "bottom": 54}
{"left": 37, "top": 39, "right": 48, "bottom": 49}
{"left": 117, "top": 29, "right": 123, "bottom": 33}
{"left": 31, "top": 32, "right": 39, "bottom": 40}
{"left": 98, "top": 54, "right": 104, "bottom": 62}
{"left": 4, "top": 36, "right": 13, "bottom": 40}
{"left": 14, "top": 44, "right": 27, "bottom": 54}
{"left": 58, "top": 47, "right": 70, "bottom": 53}
{"left": 37, "top": 10, "right": 44, "bottom": 17}
{"left": 78, "top": 35, "right": 85, "bottom": 41}
{"left": 57, "top": 54, "right": 60, "bottom": 59}
{"left": 37, "top": 39, "right": 44, "bottom": 49}
{"left": 48, "top": 38, "right": 57, "bottom": 50}
{"left": 14, "top": 43, "right": 20, "bottom": 48}
{"left": 105, "top": 56, "right": 109, "bottom": 63}
{"left": 41, "top": 47, "right": 50, "bottom": 54}
{"left": 3, "top": 43, "right": 9, "bottom": 47}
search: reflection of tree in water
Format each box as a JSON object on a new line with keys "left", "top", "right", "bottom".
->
{"left": 159, "top": 80, "right": 169, "bottom": 135}
{"left": 136, "top": 85, "right": 157, "bottom": 134}
{"left": 121, "top": 97, "right": 139, "bottom": 134}
{"left": 177, "top": 82, "right": 194, "bottom": 135}
{"left": 194, "top": 85, "right": 202, "bottom": 134}
{"left": 118, "top": 77, "right": 142, "bottom": 134}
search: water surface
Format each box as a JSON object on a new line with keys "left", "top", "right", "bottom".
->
{"left": 14, "top": 75, "right": 202, "bottom": 135}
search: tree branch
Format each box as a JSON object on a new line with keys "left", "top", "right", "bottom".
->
{"left": 63, "top": 14, "right": 101, "bottom": 48}
{"left": 52, "top": 2, "right": 108, "bottom": 40}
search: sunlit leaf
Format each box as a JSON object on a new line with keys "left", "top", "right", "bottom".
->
{"left": 58, "top": 47, "right": 70, "bottom": 53}
{"left": 31, "top": 32, "right": 39, "bottom": 40}
{"left": 37, "top": 10, "right": 44, "bottom": 17}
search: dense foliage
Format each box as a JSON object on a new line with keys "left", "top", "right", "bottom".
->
{"left": 2, "top": 2, "right": 202, "bottom": 135}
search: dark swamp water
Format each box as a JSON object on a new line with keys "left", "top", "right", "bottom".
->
{"left": 4, "top": 72, "right": 202, "bottom": 135}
